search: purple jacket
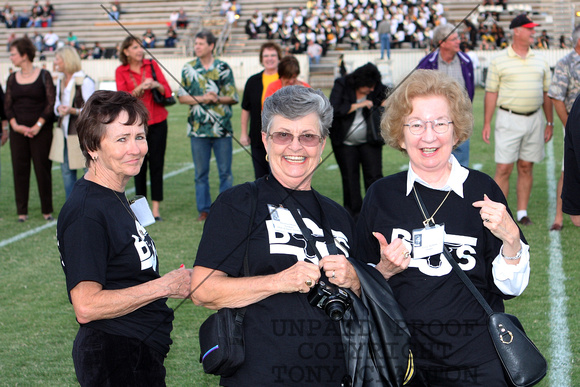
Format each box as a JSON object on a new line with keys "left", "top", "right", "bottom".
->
{"left": 417, "top": 50, "right": 475, "bottom": 101}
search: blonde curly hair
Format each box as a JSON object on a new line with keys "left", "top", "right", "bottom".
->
{"left": 381, "top": 70, "right": 473, "bottom": 153}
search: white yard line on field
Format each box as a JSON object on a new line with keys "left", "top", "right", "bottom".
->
{"left": 546, "top": 137, "right": 571, "bottom": 387}
{"left": 0, "top": 147, "right": 246, "bottom": 249}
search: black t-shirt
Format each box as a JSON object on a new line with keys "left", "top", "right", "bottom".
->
{"left": 356, "top": 170, "right": 525, "bottom": 370}
{"left": 195, "top": 176, "right": 356, "bottom": 386}
{"left": 57, "top": 178, "right": 173, "bottom": 356}
{"left": 240, "top": 70, "right": 265, "bottom": 145}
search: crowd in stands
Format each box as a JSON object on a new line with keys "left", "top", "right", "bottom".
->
{"left": 243, "top": 0, "right": 448, "bottom": 54}
{"left": 461, "top": 12, "right": 562, "bottom": 52}
{"left": 5, "top": 28, "right": 119, "bottom": 60}
{"left": 242, "top": 0, "right": 567, "bottom": 58}
{"left": 2, "top": 0, "right": 55, "bottom": 28}
{"left": 169, "top": 7, "right": 188, "bottom": 29}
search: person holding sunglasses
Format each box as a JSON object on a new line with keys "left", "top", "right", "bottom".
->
{"left": 191, "top": 86, "right": 363, "bottom": 386}
{"left": 357, "top": 70, "right": 530, "bottom": 386}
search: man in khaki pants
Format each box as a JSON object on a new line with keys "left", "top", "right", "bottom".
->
{"left": 483, "top": 14, "right": 553, "bottom": 226}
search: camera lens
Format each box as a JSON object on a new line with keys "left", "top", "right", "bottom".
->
{"left": 325, "top": 298, "right": 346, "bottom": 321}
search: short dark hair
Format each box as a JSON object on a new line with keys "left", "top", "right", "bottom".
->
{"left": 346, "top": 62, "right": 381, "bottom": 89}
{"left": 119, "top": 36, "right": 139, "bottom": 66}
{"left": 77, "top": 91, "right": 149, "bottom": 167}
{"left": 195, "top": 29, "right": 217, "bottom": 48}
{"left": 278, "top": 55, "right": 300, "bottom": 79}
{"left": 10, "top": 38, "right": 36, "bottom": 62}
{"left": 259, "top": 42, "right": 283, "bottom": 64}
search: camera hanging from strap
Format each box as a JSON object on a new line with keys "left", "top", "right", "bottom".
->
{"left": 269, "top": 177, "right": 352, "bottom": 321}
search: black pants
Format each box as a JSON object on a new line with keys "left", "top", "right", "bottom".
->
{"left": 406, "top": 357, "right": 509, "bottom": 387}
{"left": 134, "top": 120, "right": 167, "bottom": 202}
{"left": 9, "top": 127, "right": 53, "bottom": 215}
{"left": 73, "top": 326, "right": 166, "bottom": 387}
{"left": 333, "top": 142, "right": 382, "bottom": 220}
{"left": 250, "top": 142, "right": 270, "bottom": 179}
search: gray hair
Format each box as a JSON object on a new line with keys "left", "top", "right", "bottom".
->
{"left": 261, "top": 86, "right": 333, "bottom": 137}
{"left": 572, "top": 25, "right": 580, "bottom": 46}
{"left": 433, "top": 23, "right": 456, "bottom": 46}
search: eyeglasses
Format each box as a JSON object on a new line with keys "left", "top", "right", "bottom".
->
{"left": 269, "top": 132, "right": 323, "bottom": 147}
{"left": 403, "top": 119, "right": 453, "bottom": 135}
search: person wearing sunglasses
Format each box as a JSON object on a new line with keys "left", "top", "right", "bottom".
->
{"left": 191, "top": 86, "right": 363, "bottom": 386}
{"left": 357, "top": 70, "right": 530, "bottom": 386}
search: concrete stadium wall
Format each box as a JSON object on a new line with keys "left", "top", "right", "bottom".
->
{"left": 0, "top": 48, "right": 572, "bottom": 92}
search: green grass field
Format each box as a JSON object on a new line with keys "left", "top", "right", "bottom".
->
{"left": 0, "top": 88, "right": 577, "bottom": 386}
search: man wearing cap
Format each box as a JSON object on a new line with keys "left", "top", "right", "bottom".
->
{"left": 417, "top": 23, "right": 474, "bottom": 168}
{"left": 549, "top": 25, "right": 580, "bottom": 230}
{"left": 483, "top": 14, "right": 553, "bottom": 226}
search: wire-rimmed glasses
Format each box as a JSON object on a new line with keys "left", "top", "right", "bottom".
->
{"left": 403, "top": 119, "right": 453, "bottom": 135}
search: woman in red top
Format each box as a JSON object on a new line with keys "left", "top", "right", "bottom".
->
{"left": 115, "top": 36, "right": 172, "bottom": 221}
{"left": 263, "top": 55, "right": 310, "bottom": 107}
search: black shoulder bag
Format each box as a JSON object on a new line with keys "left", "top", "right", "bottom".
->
{"left": 412, "top": 186, "right": 546, "bottom": 387}
{"left": 198, "top": 181, "right": 257, "bottom": 377}
{"left": 149, "top": 61, "right": 176, "bottom": 106}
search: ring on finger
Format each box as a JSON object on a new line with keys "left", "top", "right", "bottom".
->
{"left": 305, "top": 278, "right": 313, "bottom": 287}
{"left": 484, "top": 218, "right": 490, "bottom": 223}
{"left": 331, "top": 270, "right": 336, "bottom": 279}
{"left": 403, "top": 251, "right": 410, "bottom": 259}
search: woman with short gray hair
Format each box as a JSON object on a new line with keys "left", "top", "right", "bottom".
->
{"left": 191, "top": 85, "right": 361, "bottom": 386}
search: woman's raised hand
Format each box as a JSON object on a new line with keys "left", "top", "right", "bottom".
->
{"left": 373, "top": 232, "right": 411, "bottom": 280}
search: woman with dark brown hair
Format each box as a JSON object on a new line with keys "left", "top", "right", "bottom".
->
{"left": 329, "top": 62, "right": 388, "bottom": 220}
{"left": 115, "top": 36, "right": 173, "bottom": 221}
{"left": 262, "top": 55, "right": 310, "bottom": 104}
{"left": 57, "top": 90, "right": 191, "bottom": 386}
{"left": 5, "top": 37, "right": 55, "bottom": 222}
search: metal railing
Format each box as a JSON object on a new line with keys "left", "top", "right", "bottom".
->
{"left": 215, "top": 21, "right": 232, "bottom": 56}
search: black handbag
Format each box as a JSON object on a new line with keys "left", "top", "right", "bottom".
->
{"left": 365, "top": 105, "right": 385, "bottom": 146}
{"left": 149, "top": 62, "right": 176, "bottom": 106}
{"left": 198, "top": 182, "right": 257, "bottom": 376}
{"left": 412, "top": 186, "right": 547, "bottom": 387}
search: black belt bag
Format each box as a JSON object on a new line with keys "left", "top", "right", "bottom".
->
{"left": 198, "top": 182, "right": 257, "bottom": 376}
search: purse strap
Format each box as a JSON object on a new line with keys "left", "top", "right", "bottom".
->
{"left": 235, "top": 181, "right": 258, "bottom": 323}
{"left": 149, "top": 61, "right": 158, "bottom": 81}
{"left": 411, "top": 184, "right": 494, "bottom": 316}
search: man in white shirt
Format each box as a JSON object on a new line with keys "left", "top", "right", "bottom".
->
{"left": 306, "top": 39, "right": 323, "bottom": 65}
{"left": 43, "top": 30, "right": 59, "bottom": 51}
